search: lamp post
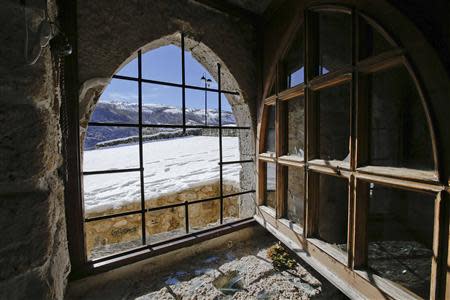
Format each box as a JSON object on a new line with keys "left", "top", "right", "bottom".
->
{"left": 200, "top": 74, "right": 212, "bottom": 126}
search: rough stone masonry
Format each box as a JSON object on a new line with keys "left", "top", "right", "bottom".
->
{"left": 0, "top": 1, "right": 70, "bottom": 299}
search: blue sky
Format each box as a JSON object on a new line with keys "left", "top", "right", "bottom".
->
{"left": 100, "top": 45, "right": 232, "bottom": 111}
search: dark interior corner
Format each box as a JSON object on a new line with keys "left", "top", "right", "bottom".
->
{"left": 1, "top": 0, "right": 450, "bottom": 299}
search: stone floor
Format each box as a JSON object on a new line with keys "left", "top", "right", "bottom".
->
{"left": 68, "top": 232, "right": 347, "bottom": 300}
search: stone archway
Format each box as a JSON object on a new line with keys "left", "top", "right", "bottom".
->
{"left": 78, "top": 33, "right": 256, "bottom": 238}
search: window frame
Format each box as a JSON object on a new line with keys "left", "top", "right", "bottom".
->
{"left": 66, "top": 32, "right": 257, "bottom": 275}
{"left": 256, "top": 6, "right": 447, "bottom": 300}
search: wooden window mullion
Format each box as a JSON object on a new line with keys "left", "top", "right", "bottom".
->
{"left": 430, "top": 190, "right": 449, "bottom": 299}
{"left": 304, "top": 9, "right": 320, "bottom": 237}
{"left": 351, "top": 179, "right": 369, "bottom": 269}
{"left": 276, "top": 99, "right": 287, "bottom": 218}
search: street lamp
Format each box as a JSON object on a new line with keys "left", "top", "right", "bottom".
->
{"left": 200, "top": 74, "right": 212, "bottom": 126}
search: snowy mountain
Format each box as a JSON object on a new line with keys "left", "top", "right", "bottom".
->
{"left": 84, "top": 101, "right": 236, "bottom": 149}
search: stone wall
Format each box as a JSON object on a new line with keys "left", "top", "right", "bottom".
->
{"left": 76, "top": 0, "right": 258, "bottom": 219}
{"left": 0, "top": 1, "right": 70, "bottom": 299}
{"left": 85, "top": 182, "right": 240, "bottom": 258}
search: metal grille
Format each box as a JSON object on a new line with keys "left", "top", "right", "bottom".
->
{"left": 83, "top": 33, "right": 254, "bottom": 258}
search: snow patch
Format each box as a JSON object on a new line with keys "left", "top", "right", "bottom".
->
{"left": 83, "top": 136, "right": 240, "bottom": 214}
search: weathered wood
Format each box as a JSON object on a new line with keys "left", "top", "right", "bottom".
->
{"left": 446, "top": 190, "right": 450, "bottom": 299}
{"left": 355, "top": 171, "right": 444, "bottom": 193}
{"left": 257, "top": 161, "right": 266, "bottom": 206}
{"left": 278, "top": 84, "right": 306, "bottom": 101}
{"left": 278, "top": 155, "right": 305, "bottom": 167}
{"left": 255, "top": 210, "right": 420, "bottom": 299}
{"left": 309, "top": 69, "right": 352, "bottom": 91}
{"left": 258, "top": 153, "right": 277, "bottom": 163}
{"left": 351, "top": 179, "right": 368, "bottom": 269}
{"left": 357, "top": 49, "right": 404, "bottom": 73}
{"left": 255, "top": 5, "right": 446, "bottom": 299}
{"left": 403, "top": 59, "right": 442, "bottom": 182}
{"left": 276, "top": 98, "right": 287, "bottom": 218}
{"left": 264, "top": 95, "right": 277, "bottom": 106}
{"left": 308, "top": 159, "right": 351, "bottom": 171}
{"left": 356, "top": 165, "right": 439, "bottom": 184}
{"left": 305, "top": 171, "right": 319, "bottom": 237}
{"left": 358, "top": 12, "right": 399, "bottom": 49}
{"left": 430, "top": 191, "right": 449, "bottom": 299}
{"left": 355, "top": 67, "right": 370, "bottom": 168}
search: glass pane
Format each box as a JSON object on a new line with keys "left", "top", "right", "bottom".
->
{"left": 224, "top": 193, "right": 250, "bottom": 222}
{"left": 264, "top": 105, "right": 276, "bottom": 153}
{"left": 85, "top": 214, "right": 142, "bottom": 260}
{"left": 83, "top": 126, "right": 139, "bottom": 168}
{"left": 281, "top": 28, "right": 305, "bottom": 89}
{"left": 359, "top": 17, "right": 393, "bottom": 60}
{"left": 265, "top": 162, "right": 276, "bottom": 209}
{"left": 285, "top": 166, "right": 304, "bottom": 225}
{"left": 367, "top": 184, "right": 434, "bottom": 298}
{"left": 185, "top": 89, "right": 219, "bottom": 126}
{"left": 189, "top": 200, "right": 221, "bottom": 232}
{"left": 286, "top": 96, "right": 305, "bottom": 159}
{"left": 146, "top": 207, "right": 185, "bottom": 244}
{"left": 368, "top": 65, "right": 434, "bottom": 170}
{"left": 83, "top": 172, "right": 142, "bottom": 218}
{"left": 185, "top": 50, "right": 218, "bottom": 89}
{"left": 142, "top": 83, "right": 183, "bottom": 125}
{"left": 93, "top": 79, "right": 138, "bottom": 124}
{"left": 222, "top": 164, "right": 242, "bottom": 196}
{"left": 318, "top": 12, "right": 352, "bottom": 75}
{"left": 317, "top": 174, "right": 348, "bottom": 254}
{"left": 222, "top": 133, "right": 241, "bottom": 162}
{"left": 142, "top": 45, "right": 182, "bottom": 84}
{"left": 116, "top": 55, "right": 138, "bottom": 77}
{"left": 318, "top": 84, "right": 350, "bottom": 162}
{"left": 143, "top": 133, "right": 220, "bottom": 204}
{"left": 221, "top": 94, "right": 237, "bottom": 127}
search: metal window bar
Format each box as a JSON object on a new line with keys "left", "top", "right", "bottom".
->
{"left": 86, "top": 122, "right": 251, "bottom": 130}
{"left": 138, "top": 50, "right": 147, "bottom": 245}
{"left": 83, "top": 168, "right": 142, "bottom": 176}
{"left": 83, "top": 33, "right": 255, "bottom": 260}
{"left": 218, "top": 63, "right": 224, "bottom": 224}
{"left": 181, "top": 32, "right": 186, "bottom": 134}
{"left": 85, "top": 190, "right": 255, "bottom": 223}
{"left": 111, "top": 74, "right": 240, "bottom": 96}
{"left": 219, "top": 159, "right": 253, "bottom": 165}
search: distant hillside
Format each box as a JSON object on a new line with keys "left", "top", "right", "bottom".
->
{"left": 84, "top": 101, "right": 236, "bottom": 150}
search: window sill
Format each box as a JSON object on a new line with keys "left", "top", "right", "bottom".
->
{"left": 258, "top": 205, "right": 276, "bottom": 218}
{"left": 278, "top": 155, "right": 305, "bottom": 167}
{"left": 259, "top": 152, "right": 277, "bottom": 163}
{"left": 278, "top": 83, "right": 306, "bottom": 101}
{"left": 354, "top": 269, "right": 424, "bottom": 300}
{"left": 278, "top": 218, "right": 304, "bottom": 235}
{"left": 73, "top": 218, "right": 256, "bottom": 279}
{"left": 307, "top": 159, "right": 351, "bottom": 177}
{"left": 356, "top": 165, "right": 439, "bottom": 184}
{"left": 307, "top": 238, "right": 348, "bottom": 266}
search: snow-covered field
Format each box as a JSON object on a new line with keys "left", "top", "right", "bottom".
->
{"left": 83, "top": 136, "right": 240, "bottom": 214}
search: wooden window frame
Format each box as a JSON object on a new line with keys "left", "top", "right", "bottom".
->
{"left": 256, "top": 5, "right": 449, "bottom": 300}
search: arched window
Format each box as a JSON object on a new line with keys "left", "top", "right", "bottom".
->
{"left": 82, "top": 34, "right": 254, "bottom": 261}
{"left": 257, "top": 6, "right": 439, "bottom": 299}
